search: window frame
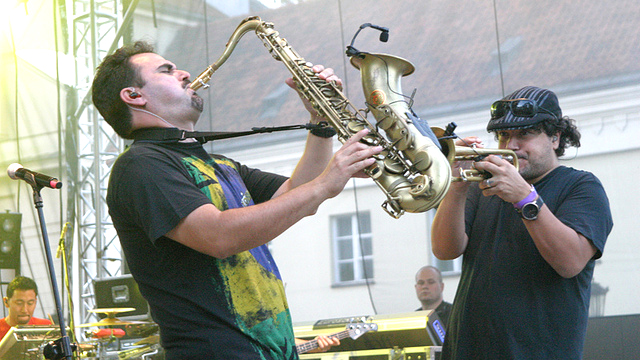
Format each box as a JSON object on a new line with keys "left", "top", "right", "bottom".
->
{"left": 330, "top": 212, "right": 374, "bottom": 287}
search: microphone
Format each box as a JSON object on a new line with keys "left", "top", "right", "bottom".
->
{"left": 346, "top": 23, "right": 391, "bottom": 57}
{"left": 7, "top": 163, "right": 63, "bottom": 189}
{"left": 367, "top": 24, "right": 389, "bottom": 42}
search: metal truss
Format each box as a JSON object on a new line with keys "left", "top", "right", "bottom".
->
{"left": 67, "top": 0, "right": 137, "bottom": 328}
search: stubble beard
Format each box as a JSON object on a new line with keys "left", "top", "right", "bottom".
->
{"left": 191, "top": 94, "right": 204, "bottom": 113}
{"left": 518, "top": 153, "right": 555, "bottom": 181}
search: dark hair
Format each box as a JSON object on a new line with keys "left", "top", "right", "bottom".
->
{"left": 537, "top": 116, "right": 581, "bottom": 157}
{"left": 91, "top": 41, "right": 155, "bottom": 139}
{"left": 7, "top": 276, "right": 38, "bottom": 299}
{"left": 492, "top": 115, "right": 581, "bottom": 157}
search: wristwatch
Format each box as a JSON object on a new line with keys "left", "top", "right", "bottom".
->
{"left": 518, "top": 195, "right": 544, "bottom": 220}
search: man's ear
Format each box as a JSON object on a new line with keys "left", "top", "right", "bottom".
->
{"left": 3, "top": 297, "right": 8, "bottom": 308}
{"left": 120, "top": 87, "right": 145, "bottom": 106}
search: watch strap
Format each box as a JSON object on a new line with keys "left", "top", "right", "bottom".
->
{"left": 513, "top": 185, "right": 537, "bottom": 210}
{"left": 519, "top": 195, "right": 544, "bottom": 220}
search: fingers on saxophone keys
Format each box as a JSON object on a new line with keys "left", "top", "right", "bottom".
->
{"left": 346, "top": 128, "right": 370, "bottom": 144}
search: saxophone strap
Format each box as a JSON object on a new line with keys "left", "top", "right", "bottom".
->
{"left": 131, "top": 123, "right": 329, "bottom": 144}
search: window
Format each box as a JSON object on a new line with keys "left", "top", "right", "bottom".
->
{"left": 431, "top": 256, "right": 461, "bottom": 274}
{"left": 331, "top": 212, "right": 373, "bottom": 285}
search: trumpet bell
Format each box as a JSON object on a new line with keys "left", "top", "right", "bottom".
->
{"left": 432, "top": 127, "right": 519, "bottom": 182}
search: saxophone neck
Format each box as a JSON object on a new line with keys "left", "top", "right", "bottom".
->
{"left": 189, "top": 16, "right": 269, "bottom": 91}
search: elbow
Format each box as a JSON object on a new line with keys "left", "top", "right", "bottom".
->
{"left": 202, "top": 238, "right": 238, "bottom": 260}
{"left": 431, "top": 234, "right": 466, "bottom": 261}
{"left": 207, "top": 243, "right": 237, "bottom": 260}
{"left": 433, "top": 248, "right": 462, "bottom": 261}
{"left": 553, "top": 259, "right": 588, "bottom": 279}
{"left": 555, "top": 264, "right": 584, "bottom": 279}
{"left": 431, "top": 242, "right": 463, "bottom": 261}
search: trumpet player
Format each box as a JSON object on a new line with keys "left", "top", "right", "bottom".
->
{"left": 431, "top": 86, "right": 613, "bottom": 360}
{"left": 91, "top": 40, "right": 381, "bottom": 360}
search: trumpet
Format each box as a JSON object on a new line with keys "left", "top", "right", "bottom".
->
{"left": 432, "top": 127, "right": 519, "bottom": 182}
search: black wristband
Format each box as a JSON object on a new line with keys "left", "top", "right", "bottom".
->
{"left": 309, "top": 122, "right": 337, "bottom": 138}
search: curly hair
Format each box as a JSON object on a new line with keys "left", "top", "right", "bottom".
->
{"left": 538, "top": 116, "right": 581, "bottom": 157}
{"left": 91, "top": 41, "right": 155, "bottom": 139}
{"left": 7, "top": 276, "right": 38, "bottom": 299}
{"left": 492, "top": 116, "right": 581, "bottom": 157}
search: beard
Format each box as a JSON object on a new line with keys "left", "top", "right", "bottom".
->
{"left": 519, "top": 158, "right": 549, "bottom": 181}
{"left": 191, "top": 93, "right": 204, "bottom": 113}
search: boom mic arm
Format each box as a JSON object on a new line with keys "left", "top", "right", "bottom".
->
{"left": 346, "top": 23, "right": 390, "bottom": 57}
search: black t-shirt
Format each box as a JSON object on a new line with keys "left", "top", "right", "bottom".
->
{"left": 107, "top": 140, "right": 298, "bottom": 360}
{"left": 416, "top": 301, "right": 453, "bottom": 329}
{"left": 443, "top": 166, "right": 613, "bottom": 360}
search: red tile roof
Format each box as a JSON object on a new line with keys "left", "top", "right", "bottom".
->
{"left": 157, "top": 0, "right": 640, "bottom": 134}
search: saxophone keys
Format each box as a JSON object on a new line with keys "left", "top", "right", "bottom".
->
{"left": 347, "top": 121, "right": 367, "bottom": 133}
{"left": 383, "top": 157, "right": 404, "bottom": 174}
{"left": 409, "top": 175, "right": 432, "bottom": 197}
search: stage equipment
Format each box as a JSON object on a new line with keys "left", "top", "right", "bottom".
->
{"left": 7, "top": 164, "right": 63, "bottom": 189}
{"left": 10, "top": 164, "right": 73, "bottom": 359}
{"left": 189, "top": 16, "right": 517, "bottom": 218}
{"left": 76, "top": 308, "right": 152, "bottom": 328}
{"left": 0, "top": 212, "right": 21, "bottom": 270}
{"left": 94, "top": 275, "right": 149, "bottom": 320}
{"left": 294, "top": 311, "right": 443, "bottom": 359}
{"left": 0, "top": 326, "right": 70, "bottom": 360}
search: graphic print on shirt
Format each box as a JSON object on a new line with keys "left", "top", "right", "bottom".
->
{"left": 181, "top": 155, "right": 296, "bottom": 359}
{"left": 182, "top": 156, "right": 254, "bottom": 210}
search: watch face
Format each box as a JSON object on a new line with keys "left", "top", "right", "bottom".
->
{"left": 521, "top": 202, "right": 539, "bottom": 220}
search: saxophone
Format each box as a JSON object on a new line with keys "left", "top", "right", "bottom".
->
{"left": 189, "top": 16, "right": 452, "bottom": 218}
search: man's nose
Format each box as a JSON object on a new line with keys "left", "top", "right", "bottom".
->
{"left": 177, "top": 69, "right": 191, "bottom": 81}
{"left": 504, "top": 137, "right": 519, "bottom": 150}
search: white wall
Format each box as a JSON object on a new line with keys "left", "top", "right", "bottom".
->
{"left": 221, "top": 83, "right": 640, "bottom": 324}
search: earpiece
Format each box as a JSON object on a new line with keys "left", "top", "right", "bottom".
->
{"left": 552, "top": 136, "right": 558, "bottom": 142}
{"left": 128, "top": 87, "right": 141, "bottom": 99}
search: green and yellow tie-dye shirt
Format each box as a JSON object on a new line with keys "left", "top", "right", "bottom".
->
{"left": 107, "top": 141, "right": 297, "bottom": 359}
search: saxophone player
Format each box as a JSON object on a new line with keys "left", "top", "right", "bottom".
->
{"left": 91, "top": 40, "right": 381, "bottom": 360}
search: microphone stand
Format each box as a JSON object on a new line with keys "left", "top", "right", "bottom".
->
{"left": 25, "top": 177, "right": 75, "bottom": 360}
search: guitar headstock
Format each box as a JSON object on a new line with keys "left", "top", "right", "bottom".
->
{"left": 346, "top": 322, "right": 378, "bottom": 340}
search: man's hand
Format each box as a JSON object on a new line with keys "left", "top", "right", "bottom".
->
{"left": 308, "top": 334, "right": 341, "bottom": 353}
{"left": 315, "top": 129, "right": 382, "bottom": 199}
{"left": 285, "top": 63, "right": 342, "bottom": 123}
{"left": 473, "top": 154, "right": 530, "bottom": 203}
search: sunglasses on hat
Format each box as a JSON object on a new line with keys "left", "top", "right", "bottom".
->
{"left": 490, "top": 98, "right": 558, "bottom": 121}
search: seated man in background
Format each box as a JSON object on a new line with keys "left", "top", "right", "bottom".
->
{"left": 1, "top": 276, "right": 52, "bottom": 341}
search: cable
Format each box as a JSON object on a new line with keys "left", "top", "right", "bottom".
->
{"left": 352, "top": 184, "right": 378, "bottom": 315}
{"left": 337, "top": 0, "right": 350, "bottom": 99}
{"left": 492, "top": 0, "right": 506, "bottom": 97}
{"left": 338, "top": 0, "right": 379, "bottom": 316}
